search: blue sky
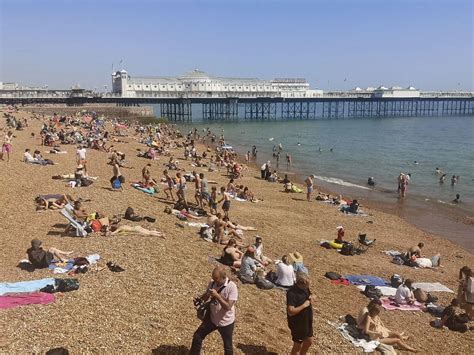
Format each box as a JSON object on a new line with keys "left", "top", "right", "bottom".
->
{"left": 0, "top": 0, "right": 472, "bottom": 91}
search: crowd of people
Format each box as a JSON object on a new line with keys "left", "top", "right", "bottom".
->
{"left": 1, "top": 106, "right": 472, "bottom": 354}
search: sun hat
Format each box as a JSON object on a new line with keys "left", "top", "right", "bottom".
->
{"left": 289, "top": 251, "right": 303, "bottom": 263}
{"left": 31, "top": 238, "right": 42, "bottom": 248}
{"left": 336, "top": 225, "right": 344, "bottom": 230}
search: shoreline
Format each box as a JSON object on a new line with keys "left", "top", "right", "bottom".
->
{"left": 186, "top": 125, "right": 474, "bottom": 253}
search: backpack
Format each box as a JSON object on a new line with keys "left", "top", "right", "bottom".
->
{"left": 255, "top": 275, "right": 275, "bottom": 290}
{"left": 112, "top": 178, "right": 122, "bottom": 189}
{"left": 390, "top": 274, "right": 404, "bottom": 288}
{"left": 340, "top": 243, "right": 355, "bottom": 256}
{"left": 56, "top": 278, "right": 80, "bottom": 292}
{"left": 364, "top": 285, "right": 383, "bottom": 299}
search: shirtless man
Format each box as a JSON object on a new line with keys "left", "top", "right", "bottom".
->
{"left": 194, "top": 171, "right": 202, "bottom": 207}
{"left": 406, "top": 242, "right": 424, "bottom": 259}
{"left": 305, "top": 175, "right": 315, "bottom": 202}
{"left": 219, "top": 186, "right": 231, "bottom": 219}
{"left": 213, "top": 213, "right": 227, "bottom": 244}
{"left": 142, "top": 163, "right": 152, "bottom": 185}
{"left": 163, "top": 169, "right": 175, "bottom": 201}
{"left": 176, "top": 172, "right": 188, "bottom": 209}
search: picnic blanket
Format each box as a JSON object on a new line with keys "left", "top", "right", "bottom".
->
{"left": 131, "top": 183, "right": 156, "bottom": 195}
{"left": 380, "top": 297, "right": 424, "bottom": 311}
{"left": 356, "top": 285, "right": 397, "bottom": 296}
{"left": 328, "top": 321, "right": 380, "bottom": 353}
{"left": 0, "top": 292, "right": 55, "bottom": 309}
{"left": 0, "top": 278, "right": 55, "bottom": 295}
{"left": 49, "top": 254, "right": 100, "bottom": 274}
{"left": 344, "top": 275, "right": 388, "bottom": 287}
{"left": 412, "top": 282, "right": 454, "bottom": 293}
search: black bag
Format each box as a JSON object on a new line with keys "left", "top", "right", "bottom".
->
{"left": 340, "top": 243, "right": 355, "bottom": 256}
{"left": 195, "top": 283, "right": 226, "bottom": 321}
{"left": 364, "top": 285, "right": 382, "bottom": 299}
{"left": 325, "top": 271, "right": 342, "bottom": 280}
{"left": 255, "top": 276, "right": 275, "bottom": 290}
{"left": 55, "top": 278, "right": 80, "bottom": 293}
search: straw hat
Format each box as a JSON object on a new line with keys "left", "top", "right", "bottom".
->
{"left": 289, "top": 251, "right": 303, "bottom": 263}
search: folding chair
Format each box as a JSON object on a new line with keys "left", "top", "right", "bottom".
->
{"left": 59, "top": 208, "right": 88, "bottom": 237}
{"left": 356, "top": 233, "right": 376, "bottom": 253}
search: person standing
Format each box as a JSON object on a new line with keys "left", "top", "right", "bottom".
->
{"left": 286, "top": 154, "right": 292, "bottom": 168}
{"left": 163, "top": 169, "right": 175, "bottom": 201}
{"left": 1, "top": 130, "right": 14, "bottom": 162}
{"left": 142, "top": 163, "right": 152, "bottom": 185}
{"left": 76, "top": 145, "right": 87, "bottom": 174}
{"left": 176, "top": 172, "right": 188, "bottom": 209}
{"left": 305, "top": 175, "right": 314, "bottom": 202}
{"left": 287, "top": 273, "right": 314, "bottom": 355}
{"left": 191, "top": 267, "right": 238, "bottom": 355}
{"left": 194, "top": 171, "right": 202, "bottom": 207}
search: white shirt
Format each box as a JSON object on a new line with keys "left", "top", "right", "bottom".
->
{"left": 24, "top": 152, "right": 34, "bottom": 162}
{"left": 76, "top": 148, "right": 87, "bottom": 160}
{"left": 276, "top": 262, "right": 295, "bottom": 287}
{"left": 394, "top": 284, "right": 413, "bottom": 304}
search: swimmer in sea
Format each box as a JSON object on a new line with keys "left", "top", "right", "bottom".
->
{"left": 297, "top": 142, "right": 301, "bottom": 146}
{"left": 435, "top": 167, "right": 443, "bottom": 175}
{"left": 439, "top": 174, "right": 446, "bottom": 184}
{"left": 451, "top": 175, "right": 457, "bottom": 186}
{"left": 452, "top": 194, "right": 460, "bottom": 203}
{"left": 414, "top": 160, "right": 418, "bottom": 165}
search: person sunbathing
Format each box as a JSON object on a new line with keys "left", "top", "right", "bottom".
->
{"left": 164, "top": 206, "right": 203, "bottom": 220}
{"left": 109, "top": 225, "right": 165, "bottom": 239}
{"left": 220, "top": 238, "right": 243, "bottom": 268}
{"left": 26, "top": 238, "right": 73, "bottom": 269}
{"left": 362, "top": 304, "right": 417, "bottom": 352}
{"left": 35, "top": 194, "right": 70, "bottom": 210}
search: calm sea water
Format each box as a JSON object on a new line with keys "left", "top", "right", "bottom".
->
{"left": 176, "top": 116, "right": 474, "bottom": 207}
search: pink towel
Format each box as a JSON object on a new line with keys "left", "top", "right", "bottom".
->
{"left": 380, "top": 297, "right": 423, "bottom": 311}
{"left": 0, "top": 292, "right": 55, "bottom": 309}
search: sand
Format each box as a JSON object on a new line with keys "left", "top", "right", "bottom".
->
{"left": 0, "top": 108, "right": 472, "bottom": 354}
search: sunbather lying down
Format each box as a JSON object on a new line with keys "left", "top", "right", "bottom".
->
{"left": 35, "top": 194, "right": 70, "bottom": 210}
{"left": 110, "top": 225, "right": 165, "bottom": 239}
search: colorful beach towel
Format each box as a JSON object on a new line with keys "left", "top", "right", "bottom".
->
{"left": 412, "top": 282, "right": 454, "bottom": 293}
{"left": 131, "top": 183, "right": 156, "bottom": 195}
{"left": 380, "top": 297, "right": 424, "bottom": 311}
{"left": 344, "top": 275, "right": 388, "bottom": 287}
{"left": 0, "top": 292, "right": 55, "bottom": 309}
{"left": 49, "top": 254, "right": 100, "bottom": 274}
{"left": 0, "top": 278, "right": 55, "bottom": 296}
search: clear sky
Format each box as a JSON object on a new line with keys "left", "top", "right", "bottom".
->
{"left": 0, "top": 0, "right": 472, "bottom": 91}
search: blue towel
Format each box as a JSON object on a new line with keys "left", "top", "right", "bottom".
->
{"left": 344, "top": 275, "right": 388, "bottom": 286}
{"left": 0, "top": 278, "right": 55, "bottom": 295}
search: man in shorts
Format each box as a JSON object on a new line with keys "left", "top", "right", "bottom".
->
{"left": 305, "top": 175, "right": 314, "bottom": 202}
{"left": 287, "top": 273, "right": 313, "bottom": 354}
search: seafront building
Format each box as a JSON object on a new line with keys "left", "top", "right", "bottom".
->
{"left": 111, "top": 69, "right": 324, "bottom": 99}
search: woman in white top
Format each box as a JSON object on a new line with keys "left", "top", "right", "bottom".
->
{"left": 458, "top": 266, "right": 474, "bottom": 320}
{"left": 276, "top": 255, "right": 295, "bottom": 288}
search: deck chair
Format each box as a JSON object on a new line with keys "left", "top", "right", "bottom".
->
{"left": 356, "top": 233, "right": 375, "bottom": 253}
{"left": 59, "top": 208, "right": 88, "bottom": 237}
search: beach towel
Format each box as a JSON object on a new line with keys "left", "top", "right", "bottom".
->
{"left": 185, "top": 222, "right": 209, "bottom": 228}
{"left": 412, "top": 282, "right": 454, "bottom": 293}
{"left": 0, "top": 278, "right": 55, "bottom": 296}
{"left": 380, "top": 297, "right": 424, "bottom": 311}
{"left": 356, "top": 285, "right": 397, "bottom": 296}
{"left": 131, "top": 183, "right": 156, "bottom": 195}
{"left": 328, "top": 321, "right": 380, "bottom": 353}
{"left": 344, "top": 275, "right": 388, "bottom": 287}
{"left": 49, "top": 254, "right": 100, "bottom": 274}
{"left": 0, "top": 292, "right": 55, "bottom": 309}
{"left": 331, "top": 279, "right": 350, "bottom": 286}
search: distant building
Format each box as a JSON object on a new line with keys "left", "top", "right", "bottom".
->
{"left": 372, "top": 86, "right": 420, "bottom": 98}
{"left": 112, "top": 69, "right": 324, "bottom": 98}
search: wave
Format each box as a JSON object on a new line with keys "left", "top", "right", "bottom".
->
{"left": 313, "top": 175, "right": 371, "bottom": 190}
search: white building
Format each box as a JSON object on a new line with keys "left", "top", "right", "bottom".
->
{"left": 112, "top": 69, "right": 323, "bottom": 99}
{"left": 372, "top": 86, "right": 420, "bottom": 98}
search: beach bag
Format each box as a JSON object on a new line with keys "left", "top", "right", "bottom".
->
{"left": 364, "top": 285, "right": 383, "bottom": 299}
{"left": 340, "top": 243, "right": 355, "bottom": 256}
{"left": 90, "top": 220, "right": 102, "bottom": 232}
{"left": 390, "top": 274, "right": 403, "bottom": 288}
{"left": 195, "top": 283, "right": 225, "bottom": 321}
{"left": 55, "top": 278, "right": 80, "bottom": 293}
{"left": 325, "top": 271, "right": 342, "bottom": 280}
{"left": 255, "top": 275, "right": 275, "bottom": 290}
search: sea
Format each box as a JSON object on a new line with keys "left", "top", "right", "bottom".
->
{"left": 165, "top": 111, "right": 473, "bottom": 252}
